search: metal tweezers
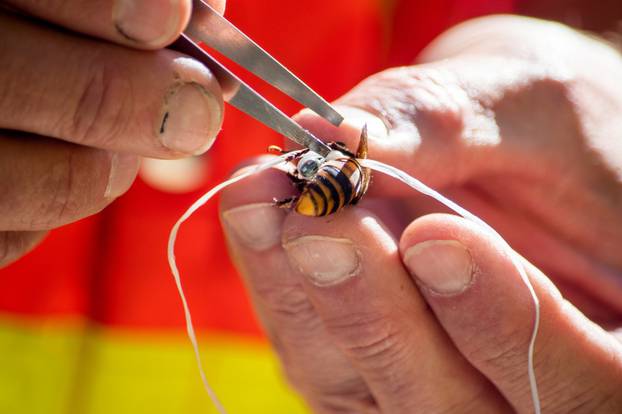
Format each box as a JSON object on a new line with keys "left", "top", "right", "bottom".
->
{"left": 170, "top": 0, "right": 342, "bottom": 157}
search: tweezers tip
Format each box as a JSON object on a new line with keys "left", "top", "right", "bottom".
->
{"left": 326, "top": 111, "right": 344, "bottom": 127}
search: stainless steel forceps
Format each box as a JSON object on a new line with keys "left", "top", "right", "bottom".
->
{"left": 170, "top": 0, "right": 342, "bottom": 157}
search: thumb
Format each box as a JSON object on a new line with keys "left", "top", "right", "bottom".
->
{"left": 400, "top": 213, "right": 622, "bottom": 413}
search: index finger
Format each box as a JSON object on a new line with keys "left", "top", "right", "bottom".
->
{"left": 294, "top": 57, "right": 567, "bottom": 199}
{"left": 5, "top": 0, "right": 226, "bottom": 49}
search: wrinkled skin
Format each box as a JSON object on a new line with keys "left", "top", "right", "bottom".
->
{"left": 220, "top": 16, "right": 622, "bottom": 413}
{"left": 0, "top": 0, "right": 226, "bottom": 266}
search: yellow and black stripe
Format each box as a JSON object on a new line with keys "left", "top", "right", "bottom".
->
{"left": 294, "top": 158, "right": 364, "bottom": 217}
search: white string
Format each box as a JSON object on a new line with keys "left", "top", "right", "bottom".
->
{"left": 167, "top": 151, "right": 304, "bottom": 414}
{"left": 359, "top": 158, "right": 541, "bottom": 414}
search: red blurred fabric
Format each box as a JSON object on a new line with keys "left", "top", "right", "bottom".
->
{"left": 0, "top": 0, "right": 515, "bottom": 336}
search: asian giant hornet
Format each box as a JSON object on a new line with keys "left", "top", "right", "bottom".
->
{"left": 272, "top": 125, "right": 371, "bottom": 216}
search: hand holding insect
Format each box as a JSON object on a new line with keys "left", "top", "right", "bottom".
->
{"left": 220, "top": 15, "right": 622, "bottom": 413}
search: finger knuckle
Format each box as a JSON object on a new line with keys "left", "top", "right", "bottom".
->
{"left": 325, "top": 311, "right": 405, "bottom": 369}
{"left": 343, "top": 66, "right": 468, "bottom": 139}
{"left": 257, "top": 283, "right": 317, "bottom": 324}
{"left": 404, "top": 67, "right": 468, "bottom": 132}
{"left": 0, "top": 232, "right": 13, "bottom": 266}
{"left": 468, "top": 325, "right": 532, "bottom": 391}
{"left": 32, "top": 147, "right": 111, "bottom": 228}
{"left": 67, "top": 58, "right": 134, "bottom": 147}
{"left": 0, "top": 231, "right": 41, "bottom": 267}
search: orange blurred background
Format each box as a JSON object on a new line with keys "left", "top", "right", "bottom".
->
{"left": 0, "top": 1, "right": 524, "bottom": 412}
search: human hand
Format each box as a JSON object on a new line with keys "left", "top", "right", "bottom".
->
{"left": 219, "top": 15, "right": 622, "bottom": 413}
{"left": 0, "top": 0, "right": 226, "bottom": 266}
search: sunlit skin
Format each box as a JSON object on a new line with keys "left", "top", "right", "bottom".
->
{"left": 0, "top": 0, "right": 225, "bottom": 266}
{"left": 220, "top": 16, "right": 622, "bottom": 413}
{"left": 3, "top": 0, "right": 622, "bottom": 412}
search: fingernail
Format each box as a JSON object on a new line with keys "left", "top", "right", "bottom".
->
{"left": 159, "top": 82, "right": 222, "bottom": 155}
{"left": 403, "top": 240, "right": 473, "bottom": 295}
{"left": 113, "top": 0, "right": 181, "bottom": 46}
{"left": 105, "top": 153, "right": 140, "bottom": 198}
{"left": 283, "top": 236, "right": 360, "bottom": 286}
{"left": 221, "top": 203, "right": 285, "bottom": 251}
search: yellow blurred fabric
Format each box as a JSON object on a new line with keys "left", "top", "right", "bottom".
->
{"left": 0, "top": 315, "right": 308, "bottom": 414}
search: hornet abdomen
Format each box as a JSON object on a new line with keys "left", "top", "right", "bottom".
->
{"left": 294, "top": 157, "right": 365, "bottom": 216}
{"left": 274, "top": 125, "right": 371, "bottom": 217}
